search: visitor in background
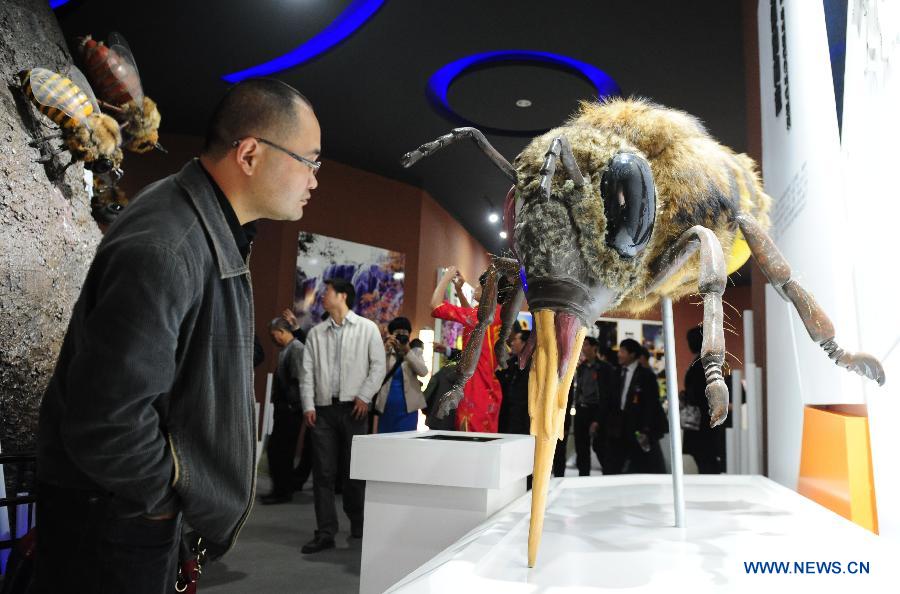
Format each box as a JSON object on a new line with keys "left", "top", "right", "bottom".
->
{"left": 373, "top": 317, "right": 427, "bottom": 433}
{"left": 682, "top": 326, "right": 725, "bottom": 474}
{"left": 573, "top": 337, "right": 614, "bottom": 476}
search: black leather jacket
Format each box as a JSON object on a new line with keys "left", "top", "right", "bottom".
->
{"left": 37, "top": 160, "right": 256, "bottom": 552}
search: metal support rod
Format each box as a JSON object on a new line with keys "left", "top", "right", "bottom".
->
{"left": 743, "top": 310, "right": 760, "bottom": 474}
{"left": 661, "top": 297, "right": 686, "bottom": 528}
{"left": 729, "top": 370, "right": 742, "bottom": 474}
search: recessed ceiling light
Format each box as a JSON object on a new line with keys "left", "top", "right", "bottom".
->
{"left": 515, "top": 99, "right": 532, "bottom": 108}
{"left": 499, "top": 231, "right": 508, "bottom": 239}
{"left": 488, "top": 212, "right": 500, "bottom": 223}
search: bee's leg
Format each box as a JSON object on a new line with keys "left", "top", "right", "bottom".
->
{"left": 737, "top": 214, "right": 885, "bottom": 385}
{"left": 400, "top": 127, "right": 517, "bottom": 183}
{"left": 28, "top": 131, "right": 64, "bottom": 147}
{"left": 435, "top": 259, "right": 505, "bottom": 419}
{"left": 647, "top": 225, "right": 729, "bottom": 426}
{"left": 494, "top": 260, "right": 526, "bottom": 370}
{"left": 538, "top": 135, "right": 588, "bottom": 198}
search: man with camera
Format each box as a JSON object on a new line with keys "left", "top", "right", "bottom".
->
{"left": 373, "top": 317, "right": 428, "bottom": 433}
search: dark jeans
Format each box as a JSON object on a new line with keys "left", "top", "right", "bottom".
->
{"left": 311, "top": 401, "right": 367, "bottom": 539}
{"left": 31, "top": 483, "right": 181, "bottom": 594}
{"left": 573, "top": 404, "right": 603, "bottom": 476}
{"left": 266, "top": 405, "right": 303, "bottom": 495}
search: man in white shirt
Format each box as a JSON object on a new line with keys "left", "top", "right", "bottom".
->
{"left": 300, "top": 278, "right": 385, "bottom": 553}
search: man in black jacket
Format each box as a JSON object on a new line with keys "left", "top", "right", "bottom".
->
{"left": 602, "top": 339, "right": 666, "bottom": 474}
{"left": 573, "top": 337, "right": 614, "bottom": 476}
{"left": 33, "top": 79, "right": 320, "bottom": 593}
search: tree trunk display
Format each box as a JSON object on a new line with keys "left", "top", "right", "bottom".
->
{"left": 0, "top": 0, "right": 100, "bottom": 454}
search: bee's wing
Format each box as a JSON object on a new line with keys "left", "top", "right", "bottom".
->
{"left": 106, "top": 31, "right": 144, "bottom": 105}
{"left": 27, "top": 66, "right": 98, "bottom": 125}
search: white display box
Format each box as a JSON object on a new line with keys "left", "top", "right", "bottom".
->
{"left": 389, "top": 474, "right": 898, "bottom": 593}
{"left": 350, "top": 430, "right": 534, "bottom": 594}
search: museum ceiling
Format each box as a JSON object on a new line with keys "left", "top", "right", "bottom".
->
{"left": 54, "top": 0, "right": 749, "bottom": 256}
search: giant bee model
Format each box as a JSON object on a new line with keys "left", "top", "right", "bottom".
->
{"left": 78, "top": 32, "right": 164, "bottom": 154}
{"left": 19, "top": 66, "right": 123, "bottom": 181}
{"left": 402, "top": 98, "right": 886, "bottom": 567}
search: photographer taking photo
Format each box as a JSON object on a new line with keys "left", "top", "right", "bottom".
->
{"left": 373, "top": 317, "right": 427, "bottom": 433}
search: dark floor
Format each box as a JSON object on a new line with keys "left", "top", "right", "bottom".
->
{"left": 202, "top": 475, "right": 362, "bottom": 594}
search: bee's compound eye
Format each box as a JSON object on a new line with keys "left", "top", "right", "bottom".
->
{"left": 91, "top": 159, "right": 113, "bottom": 174}
{"left": 600, "top": 153, "right": 656, "bottom": 258}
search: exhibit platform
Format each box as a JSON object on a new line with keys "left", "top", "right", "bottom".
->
{"left": 388, "top": 474, "right": 896, "bottom": 593}
{"left": 350, "top": 430, "right": 534, "bottom": 594}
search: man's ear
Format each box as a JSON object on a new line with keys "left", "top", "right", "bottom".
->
{"left": 233, "top": 138, "right": 260, "bottom": 176}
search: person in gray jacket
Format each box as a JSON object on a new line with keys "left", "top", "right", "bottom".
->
{"left": 374, "top": 317, "right": 427, "bottom": 433}
{"left": 260, "top": 317, "right": 306, "bottom": 505}
{"left": 33, "top": 78, "right": 320, "bottom": 593}
{"left": 300, "top": 278, "right": 385, "bottom": 553}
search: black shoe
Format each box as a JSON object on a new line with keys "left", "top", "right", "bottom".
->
{"left": 302, "top": 535, "right": 335, "bottom": 554}
{"left": 350, "top": 523, "right": 363, "bottom": 539}
{"left": 259, "top": 493, "right": 292, "bottom": 505}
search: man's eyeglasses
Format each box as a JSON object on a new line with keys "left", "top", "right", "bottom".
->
{"left": 231, "top": 137, "right": 321, "bottom": 174}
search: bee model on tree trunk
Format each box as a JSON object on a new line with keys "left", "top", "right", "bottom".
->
{"left": 78, "top": 32, "right": 165, "bottom": 154}
{"left": 19, "top": 66, "right": 124, "bottom": 182}
{"left": 402, "top": 97, "right": 886, "bottom": 567}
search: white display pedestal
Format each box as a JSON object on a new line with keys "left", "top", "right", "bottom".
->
{"left": 389, "top": 475, "right": 897, "bottom": 593}
{"left": 350, "top": 430, "right": 534, "bottom": 594}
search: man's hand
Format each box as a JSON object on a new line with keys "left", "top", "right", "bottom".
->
{"left": 305, "top": 410, "right": 316, "bottom": 428}
{"left": 281, "top": 308, "right": 299, "bottom": 330}
{"left": 590, "top": 421, "right": 599, "bottom": 435}
{"left": 352, "top": 397, "right": 369, "bottom": 420}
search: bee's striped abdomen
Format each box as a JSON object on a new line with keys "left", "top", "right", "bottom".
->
{"left": 21, "top": 68, "right": 94, "bottom": 129}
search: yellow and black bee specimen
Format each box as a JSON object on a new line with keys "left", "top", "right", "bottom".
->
{"left": 19, "top": 66, "right": 124, "bottom": 180}
{"left": 402, "top": 97, "right": 886, "bottom": 567}
{"left": 78, "top": 33, "right": 164, "bottom": 154}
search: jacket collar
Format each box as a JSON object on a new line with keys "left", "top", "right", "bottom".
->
{"left": 175, "top": 159, "right": 250, "bottom": 279}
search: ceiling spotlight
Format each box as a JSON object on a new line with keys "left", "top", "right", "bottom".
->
{"left": 499, "top": 231, "right": 508, "bottom": 239}
{"left": 488, "top": 212, "right": 500, "bottom": 224}
{"left": 515, "top": 99, "right": 532, "bottom": 108}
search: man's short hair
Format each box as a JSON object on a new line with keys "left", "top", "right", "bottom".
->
{"left": 324, "top": 278, "right": 355, "bottom": 309}
{"left": 202, "top": 78, "right": 313, "bottom": 159}
{"left": 619, "top": 338, "right": 642, "bottom": 357}
{"left": 269, "top": 317, "right": 292, "bottom": 334}
{"left": 687, "top": 326, "right": 703, "bottom": 354}
{"left": 584, "top": 336, "right": 599, "bottom": 349}
{"left": 388, "top": 317, "right": 412, "bottom": 334}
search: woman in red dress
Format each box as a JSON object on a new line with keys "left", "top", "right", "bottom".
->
{"left": 431, "top": 266, "right": 510, "bottom": 432}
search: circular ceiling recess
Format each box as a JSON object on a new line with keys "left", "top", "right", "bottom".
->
{"left": 428, "top": 50, "right": 620, "bottom": 136}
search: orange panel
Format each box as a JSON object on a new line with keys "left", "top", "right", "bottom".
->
{"left": 797, "top": 406, "right": 878, "bottom": 533}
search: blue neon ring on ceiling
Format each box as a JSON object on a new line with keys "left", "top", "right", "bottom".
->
{"left": 49, "top": 0, "right": 71, "bottom": 8}
{"left": 428, "top": 50, "right": 620, "bottom": 120}
{"left": 222, "top": 0, "right": 384, "bottom": 83}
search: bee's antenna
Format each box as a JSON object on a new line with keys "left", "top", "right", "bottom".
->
{"left": 401, "top": 127, "right": 517, "bottom": 183}
{"left": 539, "top": 135, "right": 588, "bottom": 199}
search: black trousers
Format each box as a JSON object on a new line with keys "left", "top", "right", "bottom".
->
{"left": 310, "top": 401, "right": 367, "bottom": 538}
{"left": 31, "top": 483, "right": 181, "bottom": 594}
{"left": 573, "top": 404, "right": 603, "bottom": 476}
{"left": 292, "top": 424, "right": 314, "bottom": 488}
{"left": 266, "top": 405, "right": 303, "bottom": 496}
{"left": 625, "top": 436, "right": 666, "bottom": 474}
